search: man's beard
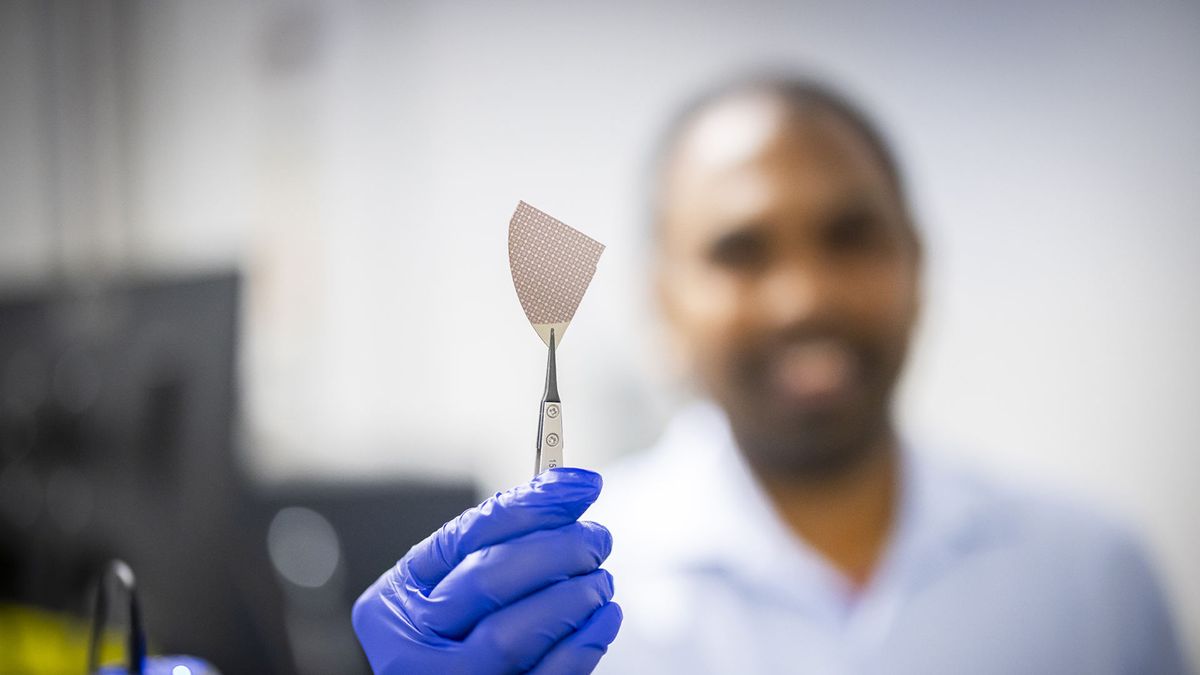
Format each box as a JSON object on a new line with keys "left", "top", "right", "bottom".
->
{"left": 724, "top": 399, "right": 894, "bottom": 479}
{"left": 709, "top": 328, "right": 905, "bottom": 479}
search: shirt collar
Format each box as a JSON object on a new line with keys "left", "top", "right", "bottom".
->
{"left": 644, "top": 400, "right": 997, "bottom": 611}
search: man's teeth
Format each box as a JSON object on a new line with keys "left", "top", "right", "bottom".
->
{"left": 776, "top": 340, "right": 854, "bottom": 398}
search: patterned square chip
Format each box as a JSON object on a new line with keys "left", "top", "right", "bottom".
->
{"left": 508, "top": 201, "right": 605, "bottom": 345}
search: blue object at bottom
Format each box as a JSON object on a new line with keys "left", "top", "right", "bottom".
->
{"left": 95, "top": 655, "right": 218, "bottom": 675}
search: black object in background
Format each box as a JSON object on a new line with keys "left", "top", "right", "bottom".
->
{"left": 253, "top": 481, "right": 480, "bottom": 674}
{"left": 0, "top": 273, "right": 478, "bottom": 674}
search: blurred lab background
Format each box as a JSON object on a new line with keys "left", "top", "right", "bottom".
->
{"left": 1, "top": 0, "right": 1197, "bottom": 672}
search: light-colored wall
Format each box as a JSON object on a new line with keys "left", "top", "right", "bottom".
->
{"left": 2, "top": 0, "right": 1197, "bottom": 664}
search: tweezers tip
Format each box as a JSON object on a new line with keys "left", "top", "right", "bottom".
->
{"left": 543, "top": 328, "right": 560, "bottom": 403}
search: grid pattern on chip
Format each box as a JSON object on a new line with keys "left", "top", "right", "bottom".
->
{"left": 508, "top": 201, "right": 605, "bottom": 325}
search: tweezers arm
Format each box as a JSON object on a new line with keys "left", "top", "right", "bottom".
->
{"left": 534, "top": 400, "right": 563, "bottom": 476}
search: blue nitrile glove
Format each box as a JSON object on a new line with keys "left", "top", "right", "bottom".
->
{"left": 352, "top": 467, "right": 622, "bottom": 675}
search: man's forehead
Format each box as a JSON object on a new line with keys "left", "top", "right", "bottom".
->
{"left": 667, "top": 93, "right": 792, "bottom": 174}
{"left": 662, "top": 97, "right": 895, "bottom": 222}
{"left": 670, "top": 95, "right": 886, "bottom": 179}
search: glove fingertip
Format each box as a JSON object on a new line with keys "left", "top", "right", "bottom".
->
{"left": 528, "top": 467, "right": 603, "bottom": 502}
{"left": 526, "top": 601, "right": 623, "bottom": 675}
{"left": 601, "top": 569, "right": 615, "bottom": 599}
{"left": 576, "top": 521, "right": 614, "bottom": 562}
{"left": 492, "top": 469, "right": 602, "bottom": 527}
{"left": 589, "top": 601, "right": 623, "bottom": 646}
{"left": 538, "top": 466, "right": 602, "bottom": 486}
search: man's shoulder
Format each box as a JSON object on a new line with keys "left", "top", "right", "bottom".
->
{"left": 925, "top": 455, "right": 1148, "bottom": 560}
{"left": 927, "top": 456, "right": 1185, "bottom": 671}
{"left": 909, "top": 452, "right": 1177, "bottom": 638}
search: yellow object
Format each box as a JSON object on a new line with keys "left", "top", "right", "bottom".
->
{"left": 0, "top": 603, "right": 124, "bottom": 675}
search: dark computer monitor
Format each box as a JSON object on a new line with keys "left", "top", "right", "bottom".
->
{"left": 0, "top": 273, "right": 478, "bottom": 674}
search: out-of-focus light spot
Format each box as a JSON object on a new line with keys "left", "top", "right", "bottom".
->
{"left": 267, "top": 506, "right": 341, "bottom": 588}
{"left": 172, "top": 665, "right": 192, "bottom": 675}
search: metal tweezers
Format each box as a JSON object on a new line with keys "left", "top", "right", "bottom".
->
{"left": 533, "top": 328, "right": 563, "bottom": 476}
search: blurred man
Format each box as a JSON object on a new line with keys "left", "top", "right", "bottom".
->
{"left": 587, "top": 76, "right": 1188, "bottom": 674}
{"left": 352, "top": 76, "right": 1188, "bottom": 674}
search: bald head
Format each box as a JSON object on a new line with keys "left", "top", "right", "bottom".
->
{"left": 652, "top": 76, "right": 921, "bottom": 477}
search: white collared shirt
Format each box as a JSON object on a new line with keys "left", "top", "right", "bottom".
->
{"left": 588, "top": 401, "right": 1187, "bottom": 674}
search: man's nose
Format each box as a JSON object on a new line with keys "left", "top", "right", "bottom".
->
{"left": 759, "top": 256, "right": 836, "bottom": 328}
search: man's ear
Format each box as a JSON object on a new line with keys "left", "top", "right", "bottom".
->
{"left": 654, "top": 262, "right": 696, "bottom": 380}
{"left": 653, "top": 251, "right": 689, "bottom": 338}
{"left": 905, "top": 219, "right": 924, "bottom": 326}
{"left": 908, "top": 219, "right": 924, "bottom": 270}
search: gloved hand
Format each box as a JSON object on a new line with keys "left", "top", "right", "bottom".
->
{"left": 352, "top": 467, "right": 622, "bottom": 675}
